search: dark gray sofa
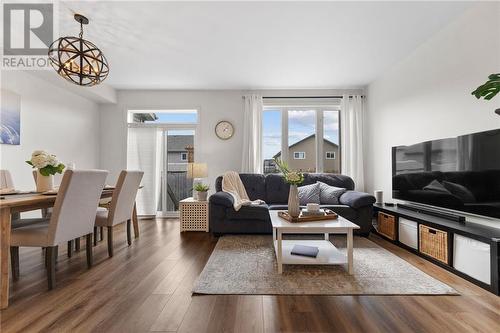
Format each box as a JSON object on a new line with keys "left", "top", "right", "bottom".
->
{"left": 209, "top": 173, "right": 376, "bottom": 236}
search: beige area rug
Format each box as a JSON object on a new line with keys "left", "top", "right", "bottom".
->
{"left": 193, "top": 235, "right": 458, "bottom": 295}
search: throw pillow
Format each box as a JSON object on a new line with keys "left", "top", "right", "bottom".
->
{"left": 442, "top": 181, "right": 476, "bottom": 203}
{"left": 423, "top": 179, "right": 450, "bottom": 194}
{"left": 318, "top": 181, "right": 346, "bottom": 205}
{"left": 298, "top": 183, "right": 320, "bottom": 205}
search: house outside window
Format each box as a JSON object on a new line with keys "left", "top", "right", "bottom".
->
{"left": 180, "top": 152, "right": 188, "bottom": 161}
{"left": 326, "top": 151, "right": 336, "bottom": 159}
{"left": 293, "top": 152, "right": 306, "bottom": 159}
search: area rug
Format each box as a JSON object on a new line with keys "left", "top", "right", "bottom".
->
{"left": 193, "top": 235, "right": 458, "bottom": 295}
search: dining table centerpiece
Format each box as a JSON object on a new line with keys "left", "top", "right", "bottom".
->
{"left": 274, "top": 157, "right": 304, "bottom": 218}
{"left": 26, "top": 150, "right": 65, "bottom": 192}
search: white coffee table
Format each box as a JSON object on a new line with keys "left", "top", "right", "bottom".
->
{"left": 269, "top": 210, "right": 360, "bottom": 274}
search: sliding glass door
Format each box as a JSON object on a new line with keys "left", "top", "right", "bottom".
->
{"left": 127, "top": 109, "right": 198, "bottom": 217}
{"left": 158, "top": 129, "right": 195, "bottom": 216}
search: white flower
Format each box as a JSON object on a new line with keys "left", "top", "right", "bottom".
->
{"left": 47, "top": 155, "right": 59, "bottom": 167}
{"left": 32, "top": 150, "right": 47, "bottom": 157}
{"left": 31, "top": 154, "right": 50, "bottom": 168}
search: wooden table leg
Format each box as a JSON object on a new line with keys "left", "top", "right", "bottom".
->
{"left": 0, "top": 208, "right": 12, "bottom": 309}
{"left": 132, "top": 202, "right": 139, "bottom": 238}
{"left": 277, "top": 230, "right": 283, "bottom": 274}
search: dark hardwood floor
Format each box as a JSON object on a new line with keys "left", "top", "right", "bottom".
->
{"left": 1, "top": 218, "right": 499, "bottom": 332}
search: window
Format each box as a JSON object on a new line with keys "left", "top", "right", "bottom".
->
{"left": 128, "top": 109, "right": 198, "bottom": 124}
{"left": 262, "top": 102, "right": 340, "bottom": 174}
{"left": 294, "top": 152, "right": 306, "bottom": 159}
{"left": 262, "top": 109, "right": 282, "bottom": 173}
{"left": 180, "top": 152, "right": 188, "bottom": 161}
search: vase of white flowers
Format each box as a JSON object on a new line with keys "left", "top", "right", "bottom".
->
{"left": 26, "top": 150, "right": 65, "bottom": 192}
{"left": 274, "top": 158, "right": 304, "bottom": 218}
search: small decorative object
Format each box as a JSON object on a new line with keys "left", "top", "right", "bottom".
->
{"left": 194, "top": 183, "right": 209, "bottom": 201}
{"left": 26, "top": 150, "right": 65, "bottom": 192}
{"left": 374, "top": 190, "right": 383, "bottom": 204}
{"left": 0, "top": 90, "right": 21, "bottom": 145}
{"left": 471, "top": 73, "right": 500, "bottom": 116}
{"left": 278, "top": 209, "right": 338, "bottom": 223}
{"left": 215, "top": 120, "right": 234, "bottom": 140}
{"left": 274, "top": 157, "right": 304, "bottom": 218}
{"left": 48, "top": 14, "right": 109, "bottom": 87}
{"left": 306, "top": 203, "right": 320, "bottom": 212}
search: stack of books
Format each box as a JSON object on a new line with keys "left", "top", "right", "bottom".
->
{"left": 301, "top": 208, "right": 326, "bottom": 217}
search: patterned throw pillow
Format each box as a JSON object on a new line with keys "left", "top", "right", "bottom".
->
{"left": 318, "top": 181, "right": 346, "bottom": 205}
{"left": 298, "top": 183, "right": 321, "bottom": 205}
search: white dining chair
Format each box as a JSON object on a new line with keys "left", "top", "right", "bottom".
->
{"left": 10, "top": 169, "right": 108, "bottom": 289}
{"left": 1, "top": 169, "right": 47, "bottom": 227}
{"left": 95, "top": 170, "right": 143, "bottom": 257}
{"left": 0, "top": 169, "right": 14, "bottom": 189}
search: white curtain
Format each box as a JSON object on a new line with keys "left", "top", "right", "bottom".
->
{"left": 241, "top": 94, "right": 263, "bottom": 173}
{"left": 127, "top": 127, "right": 160, "bottom": 215}
{"left": 341, "top": 95, "right": 365, "bottom": 191}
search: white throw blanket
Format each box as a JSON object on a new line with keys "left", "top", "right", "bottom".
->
{"left": 222, "top": 171, "right": 265, "bottom": 211}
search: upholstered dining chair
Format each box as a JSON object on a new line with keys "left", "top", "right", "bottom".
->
{"left": 1, "top": 169, "right": 46, "bottom": 228}
{"left": 95, "top": 170, "right": 143, "bottom": 257}
{"left": 10, "top": 169, "right": 108, "bottom": 289}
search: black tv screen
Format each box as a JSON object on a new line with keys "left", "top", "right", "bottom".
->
{"left": 392, "top": 128, "right": 500, "bottom": 219}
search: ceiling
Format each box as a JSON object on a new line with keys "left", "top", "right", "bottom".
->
{"left": 57, "top": 1, "right": 472, "bottom": 90}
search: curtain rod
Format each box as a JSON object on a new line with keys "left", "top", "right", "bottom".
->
{"left": 262, "top": 96, "right": 364, "bottom": 99}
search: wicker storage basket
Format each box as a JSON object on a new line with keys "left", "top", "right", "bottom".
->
{"left": 419, "top": 225, "right": 448, "bottom": 264}
{"left": 377, "top": 212, "right": 396, "bottom": 240}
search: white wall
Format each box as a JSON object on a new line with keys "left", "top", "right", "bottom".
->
{"left": 99, "top": 88, "right": 363, "bottom": 191}
{"left": 365, "top": 3, "right": 500, "bottom": 225}
{"left": 0, "top": 71, "right": 100, "bottom": 190}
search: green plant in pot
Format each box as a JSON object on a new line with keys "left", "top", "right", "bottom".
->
{"left": 472, "top": 73, "right": 500, "bottom": 115}
{"left": 194, "top": 183, "right": 209, "bottom": 201}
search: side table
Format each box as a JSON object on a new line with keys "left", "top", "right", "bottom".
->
{"left": 179, "top": 197, "right": 209, "bottom": 232}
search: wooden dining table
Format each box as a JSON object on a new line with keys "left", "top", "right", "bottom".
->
{"left": 0, "top": 189, "right": 139, "bottom": 309}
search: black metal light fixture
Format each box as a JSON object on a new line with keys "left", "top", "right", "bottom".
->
{"left": 48, "top": 14, "right": 109, "bottom": 87}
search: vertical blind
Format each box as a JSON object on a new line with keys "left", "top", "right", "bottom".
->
{"left": 127, "top": 127, "right": 160, "bottom": 215}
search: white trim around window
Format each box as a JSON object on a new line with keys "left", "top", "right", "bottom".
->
{"left": 293, "top": 152, "right": 306, "bottom": 159}
{"left": 326, "top": 151, "right": 336, "bottom": 159}
{"left": 180, "top": 152, "right": 188, "bottom": 161}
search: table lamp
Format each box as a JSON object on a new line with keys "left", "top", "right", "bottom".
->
{"left": 187, "top": 163, "right": 208, "bottom": 199}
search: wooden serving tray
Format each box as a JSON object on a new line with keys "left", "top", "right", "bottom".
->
{"left": 278, "top": 209, "right": 338, "bottom": 223}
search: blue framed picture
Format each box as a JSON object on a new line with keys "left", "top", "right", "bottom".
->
{"left": 0, "top": 90, "right": 21, "bottom": 145}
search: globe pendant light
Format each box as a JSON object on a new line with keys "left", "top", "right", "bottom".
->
{"left": 48, "top": 14, "right": 109, "bottom": 87}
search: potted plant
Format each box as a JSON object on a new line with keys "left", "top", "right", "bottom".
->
{"left": 26, "top": 150, "right": 65, "bottom": 192}
{"left": 274, "top": 157, "right": 304, "bottom": 218}
{"left": 194, "top": 183, "right": 209, "bottom": 201}
{"left": 472, "top": 73, "right": 500, "bottom": 115}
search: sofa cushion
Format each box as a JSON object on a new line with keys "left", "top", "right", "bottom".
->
{"left": 265, "top": 174, "right": 290, "bottom": 204}
{"left": 318, "top": 181, "right": 346, "bottom": 204}
{"left": 226, "top": 203, "right": 270, "bottom": 221}
{"left": 268, "top": 204, "right": 288, "bottom": 210}
{"left": 215, "top": 174, "right": 267, "bottom": 202}
{"left": 303, "top": 173, "right": 355, "bottom": 190}
{"left": 298, "top": 183, "right": 320, "bottom": 205}
{"left": 339, "top": 191, "right": 376, "bottom": 209}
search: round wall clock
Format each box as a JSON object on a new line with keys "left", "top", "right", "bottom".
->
{"left": 215, "top": 120, "right": 234, "bottom": 140}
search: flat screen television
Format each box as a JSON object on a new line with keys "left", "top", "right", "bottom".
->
{"left": 392, "top": 128, "right": 500, "bottom": 220}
